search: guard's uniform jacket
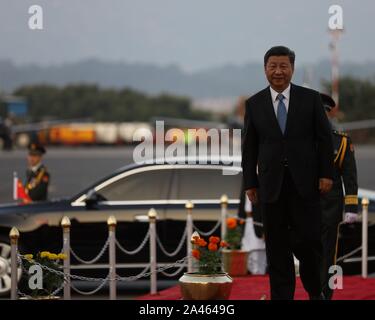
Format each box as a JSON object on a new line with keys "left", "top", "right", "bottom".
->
{"left": 320, "top": 130, "right": 358, "bottom": 299}
{"left": 25, "top": 164, "right": 50, "bottom": 201}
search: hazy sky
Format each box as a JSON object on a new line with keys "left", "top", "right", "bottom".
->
{"left": 0, "top": 0, "right": 374, "bottom": 72}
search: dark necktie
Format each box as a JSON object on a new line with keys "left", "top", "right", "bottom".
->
{"left": 277, "top": 93, "right": 287, "bottom": 134}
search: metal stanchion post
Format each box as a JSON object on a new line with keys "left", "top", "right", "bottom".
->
{"left": 185, "top": 201, "right": 194, "bottom": 272}
{"left": 361, "top": 198, "right": 369, "bottom": 279}
{"left": 61, "top": 216, "right": 71, "bottom": 300}
{"left": 9, "top": 227, "right": 19, "bottom": 300}
{"left": 148, "top": 208, "right": 157, "bottom": 295}
{"left": 108, "top": 216, "right": 117, "bottom": 300}
{"left": 220, "top": 194, "right": 228, "bottom": 240}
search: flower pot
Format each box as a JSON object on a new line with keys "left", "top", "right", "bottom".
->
{"left": 179, "top": 272, "right": 233, "bottom": 300}
{"left": 222, "top": 249, "right": 249, "bottom": 276}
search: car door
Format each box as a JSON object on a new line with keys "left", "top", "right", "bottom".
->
{"left": 163, "top": 165, "right": 242, "bottom": 247}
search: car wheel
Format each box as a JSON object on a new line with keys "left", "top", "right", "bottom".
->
{"left": 0, "top": 240, "right": 23, "bottom": 297}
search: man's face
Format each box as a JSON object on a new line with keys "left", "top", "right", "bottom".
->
{"left": 27, "top": 153, "right": 42, "bottom": 167}
{"left": 265, "top": 55, "right": 294, "bottom": 92}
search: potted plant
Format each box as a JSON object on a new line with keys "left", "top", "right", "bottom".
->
{"left": 21, "top": 251, "right": 67, "bottom": 299}
{"left": 222, "top": 217, "right": 249, "bottom": 276}
{"left": 179, "top": 232, "right": 233, "bottom": 300}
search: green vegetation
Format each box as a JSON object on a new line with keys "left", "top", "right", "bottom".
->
{"left": 6, "top": 76, "right": 375, "bottom": 124}
{"left": 12, "top": 84, "right": 212, "bottom": 122}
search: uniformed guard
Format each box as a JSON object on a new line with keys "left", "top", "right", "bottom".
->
{"left": 25, "top": 143, "right": 50, "bottom": 201}
{"left": 319, "top": 93, "right": 358, "bottom": 300}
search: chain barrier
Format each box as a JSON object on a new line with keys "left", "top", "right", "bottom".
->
{"left": 18, "top": 254, "right": 107, "bottom": 282}
{"left": 17, "top": 254, "right": 188, "bottom": 283}
{"left": 160, "top": 262, "right": 187, "bottom": 277}
{"left": 238, "top": 217, "right": 264, "bottom": 227}
{"left": 193, "top": 220, "right": 221, "bottom": 236}
{"left": 17, "top": 254, "right": 26, "bottom": 273}
{"left": 16, "top": 278, "right": 65, "bottom": 299}
{"left": 116, "top": 265, "right": 151, "bottom": 282}
{"left": 116, "top": 257, "right": 188, "bottom": 282}
{"left": 70, "top": 276, "right": 109, "bottom": 295}
{"left": 115, "top": 230, "right": 150, "bottom": 255}
{"left": 51, "top": 283, "right": 65, "bottom": 296}
{"left": 156, "top": 227, "right": 187, "bottom": 257}
{"left": 11, "top": 198, "right": 374, "bottom": 300}
{"left": 252, "top": 221, "right": 264, "bottom": 227}
{"left": 70, "top": 238, "right": 109, "bottom": 265}
{"left": 336, "top": 245, "right": 363, "bottom": 263}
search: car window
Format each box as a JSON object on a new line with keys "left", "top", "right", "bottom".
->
{"left": 173, "top": 167, "right": 242, "bottom": 200}
{"left": 98, "top": 168, "right": 174, "bottom": 201}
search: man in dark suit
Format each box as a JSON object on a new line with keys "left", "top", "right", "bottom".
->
{"left": 241, "top": 46, "right": 334, "bottom": 300}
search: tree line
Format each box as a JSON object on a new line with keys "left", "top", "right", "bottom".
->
{"left": 2, "top": 76, "right": 375, "bottom": 123}
{"left": 8, "top": 84, "right": 212, "bottom": 122}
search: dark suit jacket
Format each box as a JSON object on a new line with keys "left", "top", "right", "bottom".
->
{"left": 241, "top": 83, "right": 334, "bottom": 203}
{"left": 25, "top": 164, "right": 49, "bottom": 201}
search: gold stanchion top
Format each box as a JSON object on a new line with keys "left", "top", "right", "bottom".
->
{"left": 107, "top": 215, "right": 117, "bottom": 226}
{"left": 61, "top": 216, "right": 71, "bottom": 228}
{"left": 220, "top": 194, "right": 228, "bottom": 205}
{"left": 9, "top": 227, "right": 20, "bottom": 239}
{"left": 362, "top": 198, "right": 370, "bottom": 207}
{"left": 148, "top": 208, "right": 157, "bottom": 219}
{"left": 185, "top": 201, "right": 194, "bottom": 210}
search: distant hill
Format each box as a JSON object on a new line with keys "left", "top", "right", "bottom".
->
{"left": 1, "top": 59, "right": 375, "bottom": 98}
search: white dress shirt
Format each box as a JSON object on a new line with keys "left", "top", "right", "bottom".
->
{"left": 245, "top": 194, "right": 252, "bottom": 212}
{"left": 269, "top": 84, "right": 291, "bottom": 116}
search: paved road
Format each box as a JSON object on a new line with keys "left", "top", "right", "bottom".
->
{"left": 1, "top": 145, "right": 375, "bottom": 204}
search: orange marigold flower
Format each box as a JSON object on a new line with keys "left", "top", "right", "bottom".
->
{"left": 192, "top": 249, "right": 200, "bottom": 260}
{"left": 220, "top": 240, "right": 229, "bottom": 248}
{"left": 209, "top": 236, "right": 220, "bottom": 244}
{"left": 227, "top": 217, "right": 237, "bottom": 229}
{"left": 208, "top": 243, "right": 218, "bottom": 251}
{"left": 197, "top": 238, "right": 207, "bottom": 247}
{"left": 191, "top": 235, "right": 200, "bottom": 244}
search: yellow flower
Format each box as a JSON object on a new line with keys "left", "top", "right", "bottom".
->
{"left": 48, "top": 253, "right": 58, "bottom": 260}
{"left": 24, "top": 254, "right": 33, "bottom": 260}
{"left": 40, "top": 251, "right": 50, "bottom": 258}
{"left": 57, "top": 253, "right": 67, "bottom": 260}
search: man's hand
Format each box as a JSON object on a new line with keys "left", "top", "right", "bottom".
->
{"left": 319, "top": 178, "right": 333, "bottom": 194}
{"left": 246, "top": 188, "right": 258, "bottom": 204}
{"left": 344, "top": 212, "right": 358, "bottom": 224}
